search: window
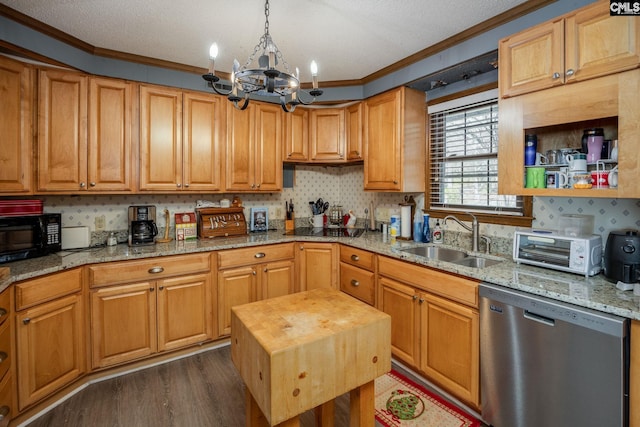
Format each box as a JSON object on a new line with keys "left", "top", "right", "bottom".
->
{"left": 428, "top": 90, "right": 531, "bottom": 225}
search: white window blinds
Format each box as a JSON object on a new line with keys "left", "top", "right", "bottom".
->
{"left": 428, "top": 99, "right": 523, "bottom": 215}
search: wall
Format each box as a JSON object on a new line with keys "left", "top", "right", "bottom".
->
{"left": 43, "top": 165, "right": 640, "bottom": 250}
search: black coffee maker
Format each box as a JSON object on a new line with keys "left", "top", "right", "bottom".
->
{"left": 128, "top": 206, "right": 158, "bottom": 246}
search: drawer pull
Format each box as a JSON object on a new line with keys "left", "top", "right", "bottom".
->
{"left": 0, "top": 352, "right": 7, "bottom": 363}
{"left": 254, "top": 252, "right": 266, "bottom": 259}
{"left": 0, "top": 308, "right": 6, "bottom": 318}
{"left": 159, "top": 286, "right": 164, "bottom": 291}
{"left": 350, "top": 254, "right": 360, "bottom": 262}
{"left": 350, "top": 279, "right": 360, "bottom": 287}
{"left": 23, "top": 317, "right": 31, "bottom": 325}
{"left": 148, "top": 267, "right": 164, "bottom": 274}
{"left": 0, "top": 405, "right": 8, "bottom": 421}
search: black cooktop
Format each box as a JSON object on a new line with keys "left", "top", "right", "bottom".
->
{"left": 284, "top": 227, "right": 367, "bottom": 238}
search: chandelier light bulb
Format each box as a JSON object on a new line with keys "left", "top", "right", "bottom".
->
{"left": 208, "top": 43, "right": 218, "bottom": 74}
{"left": 310, "top": 61, "right": 318, "bottom": 89}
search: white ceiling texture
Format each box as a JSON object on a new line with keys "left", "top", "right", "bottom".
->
{"left": 0, "top": 0, "right": 531, "bottom": 87}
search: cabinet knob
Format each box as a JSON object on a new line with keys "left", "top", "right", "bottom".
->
{"left": 0, "top": 308, "right": 6, "bottom": 319}
{"left": 80, "top": 182, "right": 86, "bottom": 188}
{"left": 287, "top": 153, "right": 292, "bottom": 157}
{"left": 256, "top": 184, "right": 261, "bottom": 188}
{"left": 184, "top": 183, "right": 189, "bottom": 188}
{"left": 0, "top": 405, "right": 9, "bottom": 421}
{"left": 565, "top": 68, "right": 575, "bottom": 77}
{"left": 150, "top": 287, "right": 155, "bottom": 292}
{"left": 350, "top": 279, "right": 360, "bottom": 287}
{"left": 355, "top": 151, "right": 360, "bottom": 156}
{"left": 90, "top": 182, "right": 96, "bottom": 187}
{"left": 254, "top": 252, "right": 266, "bottom": 259}
{"left": 148, "top": 266, "right": 164, "bottom": 274}
{"left": 299, "top": 246, "right": 304, "bottom": 251}
{"left": 159, "top": 286, "right": 164, "bottom": 291}
{"left": 0, "top": 352, "right": 7, "bottom": 363}
{"left": 176, "top": 183, "right": 182, "bottom": 188}
{"left": 350, "top": 254, "right": 360, "bottom": 262}
{"left": 552, "top": 72, "right": 561, "bottom": 79}
{"left": 263, "top": 268, "right": 267, "bottom": 273}
{"left": 393, "top": 180, "right": 398, "bottom": 185}
{"left": 252, "top": 270, "right": 257, "bottom": 276}
{"left": 412, "top": 295, "right": 417, "bottom": 301}
{"left": 419, "top": 298, "right": 425, "bottom": 304}
{"left": 22, "top": 317, "right": 31, "bottom": 325}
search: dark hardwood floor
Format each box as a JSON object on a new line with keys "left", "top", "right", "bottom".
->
{"left": 24, "top": 345, "right": 486, "bottom": 427}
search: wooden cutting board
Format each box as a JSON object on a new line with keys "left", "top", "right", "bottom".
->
{"left": 231, "top": 288, "right": 391, "bottom": 425}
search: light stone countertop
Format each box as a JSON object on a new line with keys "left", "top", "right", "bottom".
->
{"left": 3, "top": 230, "right": 640, "bottom": 320}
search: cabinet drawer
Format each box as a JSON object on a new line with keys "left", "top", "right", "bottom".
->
{"left": 15, "top": 268, "right": 82, "bottom": 310}
{"left": 218, "top": 244, "right": 294, "bottom": 269}
{"left": 340, "top": 246, "right": 375, "bottom": 271}
{"left": 0, "top": 289, "right": 9, "bottom": 327}
{"left": 378, "top": 256, "right": 478, "bottom": 307}
{"left": 0, "top": 372, "right": 11, "bottom": 427}
{"left": 340, "top": 263, "right": 375, "bottom": 305}
{"left": 0, "top": 321, "right": 9, "bottom": 381}
{"left": 89, "top": 253, "right": 210, "bottom": 288}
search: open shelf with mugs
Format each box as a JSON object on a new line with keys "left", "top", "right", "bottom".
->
{"left": 498, "top": 69, "right": 639, "bottom": 198}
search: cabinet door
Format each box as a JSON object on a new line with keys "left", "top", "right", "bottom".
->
{"left": 157, "top": 273, "right": 212, "bottom": 352}
{"left": 260, "top": 259, "right": 295, "bottom": 300}
{"left": 0, "top": 56, "right": 32, "bottom": 194}
{"left": 498, "top": 19, "right": 564, "bottom": 98}
{"left": 37, "top": 69, "right": 88, "bottom": 192}
{"left": 309, "top": 108, "right": 345, "bottom": 161}
{"left": 283, "top": 107, "right": 309, "bottom": 162}
{"left": 217, "top": 266, "right": 257, "bottom": 336}
{"left": 346, "top": 102, "right": 363, "bottom": 161}
{"left": 419, "top": 292, "right": 479, "bottom": 408}
{"left": 297, "top": 242, "right": 338, "bottom": 291}
{"left": 254, "top": 102, "right": 283, "bottom": 191}
{"left": 182, "top": 91, "right": 225, "bottom": 191}
{"left": 88, "top": 77, "right": 133, "bottom": 191}
{"left": 139, "top": 85, "right": 182, "bottom": 191}
{"left": 90, "top": 282, "right": 156, "bottom": 369}
{"left": 565, "top": 1, "right": 640, "bottom": 84}
{"left": 225, "top": 104, "right": 255, "bottom": 191}
{"left": 378, "top": 277, "right": 419, "bottom": 367}
{"left": 364, "top": 90, "right": 401, "bottom": 190}
{"left": 16, "top": 293, "right": 85, "bottom": 410}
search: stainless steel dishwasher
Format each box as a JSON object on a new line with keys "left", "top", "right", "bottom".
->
{"left": 479, "top": 282, "right": 629, "bottom": 427}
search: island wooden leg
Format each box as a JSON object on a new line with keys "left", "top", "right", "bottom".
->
{"left": 349, "top": 380, "right": 375, "bottom": 427}
{"left": 314, "top": 400, "right": 335, "bottom": 427}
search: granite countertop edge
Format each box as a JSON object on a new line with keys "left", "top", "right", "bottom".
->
{"left": 3, "top": 230, "right": 639, "bottom": 321}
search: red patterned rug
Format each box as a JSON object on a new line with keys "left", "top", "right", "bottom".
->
{"left": 375, "top": 370, "right": 481, "bottom": 427}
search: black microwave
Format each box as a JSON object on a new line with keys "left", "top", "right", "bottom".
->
{"left": 0, "top": 213, "right": 62, "bottom": 264}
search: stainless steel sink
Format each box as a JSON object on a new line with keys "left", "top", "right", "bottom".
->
{"left": 399, "top": 246, "right": 467, "bottom": 262}
{"left": 451, "top": 256, "right": 503, "bottom": 268}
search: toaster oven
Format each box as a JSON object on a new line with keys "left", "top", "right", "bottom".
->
{"left": 513, "top": 228, "right": 602, "bottom": 277}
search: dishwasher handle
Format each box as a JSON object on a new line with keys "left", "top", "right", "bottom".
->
{"left": 523, "top": 309, "right": 555, "bottom": 326}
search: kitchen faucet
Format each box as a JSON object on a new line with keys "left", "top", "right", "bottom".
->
{"left": 443, "top": 212, "right": 480, "bottom": 252}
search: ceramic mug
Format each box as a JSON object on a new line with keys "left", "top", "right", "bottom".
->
{"left": 535, "top": 152, "right": 548, "bottom": 165}
{"left": 566, "top": 153, "right": 587, "bottom": 172}
{"left": 546, "top": 171, "right": 568, "bottom": 188}
{"left": 590, "top": 171, "right": 609, "bottom": 188}
{"left": 309, "top": 214, "right": 324, "bottom": 228}
{"left": 525, "top": 167, "right": 546, "bottom": 188}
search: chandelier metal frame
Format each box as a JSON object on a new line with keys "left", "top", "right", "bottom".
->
{"left": 202, "top": 0, "right": 323, "bottom": 112}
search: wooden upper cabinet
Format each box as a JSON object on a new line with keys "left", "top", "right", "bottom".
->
{"left": 38, "top": 70, "right": 134, "bottom": 193}
{"left": 139, "top": 85, "right": 182, "bottom": 191}
{"left": 346, "top": 102, "right": 364, "bottom": 161}
{"left": 364, "top": 86, "right": 425, "bottom": 192}
{"left": 0, "top": 56, "right": 32, "bottom": 194}
{"left": 283, "top": 107, "right": 309, "bottom": 162}
{"left": 88, "top": 77, "right": 134, "bottom": 191}
{"left": 37, "top": 69, "right": 88, "bottom": 192}
{"left": 309, "top": 108, "right": 346, "bottom": 162}
{"left": 500, "top": 0, "right": 640, "bottom": 98}
{"left": 182, "top": 91, "right": 225, "bottom": 191}
{"left": 226, "top": 102, "right": 282, "bottom": 192}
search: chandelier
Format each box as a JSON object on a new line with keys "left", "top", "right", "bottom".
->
{"left": 202, "top": 0, "right": 323, "bottom": 112}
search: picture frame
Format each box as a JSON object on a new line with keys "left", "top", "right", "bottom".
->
{"left": 250, "top": 207, "right": 269, "bottom": 232}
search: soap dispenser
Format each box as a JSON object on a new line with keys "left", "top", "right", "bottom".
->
{"left": 432, "top": 220, "right": 443, "bottom": 244}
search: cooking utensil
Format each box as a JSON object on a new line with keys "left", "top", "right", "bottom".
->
{"left": 322, "top": 202, "right": 329, "bottom": 213}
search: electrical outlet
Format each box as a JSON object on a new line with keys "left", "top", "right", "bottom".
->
{"left": 276, "top": 207, "right": 283, "bottom": 218}
{"left": 95, "top": 215, "right": 106, "bottom": 231}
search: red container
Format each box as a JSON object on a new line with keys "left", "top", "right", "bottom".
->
{"left": 0, "top": 199, "right": 43, "bottom": 216}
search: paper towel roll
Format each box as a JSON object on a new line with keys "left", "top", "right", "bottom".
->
{"left": 400, "top": 205, "right": 412, "bottom": 238}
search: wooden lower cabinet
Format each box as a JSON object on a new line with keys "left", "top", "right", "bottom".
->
{"left": 217, "top": 244, "right": 295, "bottom": 336}
{"left": 377, "top": 256, "right": 480, "bottom": 410}
{"left": 16, "top": 293, "right": 85, "bottom": 410}
{"left": 419, "top": 292, "right": 479, "bottom": 407}
{"left": 296, "top": 242, "right": 339, "bottom": 291}
{"left": 90, "top": 272, "right": 212, "bottom": 368}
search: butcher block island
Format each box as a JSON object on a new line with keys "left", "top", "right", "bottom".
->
{"left": 231, "top": 288, "right": 391, "bottom": 426}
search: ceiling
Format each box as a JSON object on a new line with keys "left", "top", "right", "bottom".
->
{"left": 0, "top": 0, "right": 529, "bottom": 88}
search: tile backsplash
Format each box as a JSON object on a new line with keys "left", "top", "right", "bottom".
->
{"left": 40, "top": 165, "right": 640, "bottom": 250}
